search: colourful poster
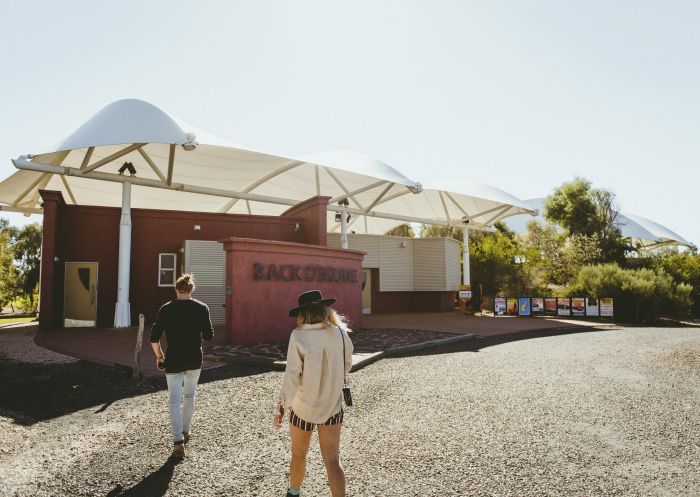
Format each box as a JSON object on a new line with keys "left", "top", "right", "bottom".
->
{"left": 557, "top": 298, "right": 571, "bottom": 316}
{"left": 531, "top": 297, "right": 544, "bottom": 314}
{"left": 518, "top": 297, "right": 531, "bottom": 316}
{"left": 544, "top": 297, "right": 557, "bottom": 316}
{"left": 494, "top": 297, "right": 506, "bottom": 316}
{"left": 585, "top": 298, "right": 599, "bottom": 317}
{"left": 600, "top": 297, "right": 614, "bottom": 317}
{"left": 506, "top": 298, "right": 518, "bottom": 316}
{"left": 571, "top": 297, "right": 585, "bottom": 316}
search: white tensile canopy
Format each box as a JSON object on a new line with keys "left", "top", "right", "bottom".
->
{"left": 504, "top": 198, "right": 693, "bottom": 249}
{"left": 308, "top": 155, "right": 537, "bottom": 235}
{"left": 1, "top": 99, "right": 535, "bottom": 232}
{"left": 1, "top": 99, "right": 424, "bottom": 223}
{"left": 618, "top": 212, "right": 693, "bottom": 249}
{"left": 1, "top": 99, "right": 537, "bottom": 325}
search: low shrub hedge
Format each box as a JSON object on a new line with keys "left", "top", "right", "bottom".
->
{"left": 566, "top": 264, "right": 692, "bottom": 322}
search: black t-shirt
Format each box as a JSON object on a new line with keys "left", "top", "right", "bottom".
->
{"left": 150, "top": 298, "right": 214, "bottom": 373}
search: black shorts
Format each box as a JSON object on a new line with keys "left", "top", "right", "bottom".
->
{"left": 289, "top": 408, "right": 344, "bottom": 432}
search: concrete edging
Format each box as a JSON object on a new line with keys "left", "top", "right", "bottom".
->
{"left": 349, "top": 351, "right": 385, "bottom": 372}
{"left": 384, "top": 333, "right": 475, "bottom": 358}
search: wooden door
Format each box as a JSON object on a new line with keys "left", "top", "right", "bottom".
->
{"left": 64, "top": 262, "right": 98, "bottom": 327}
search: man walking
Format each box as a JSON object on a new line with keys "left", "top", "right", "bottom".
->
{"left": 150, "top": 273, "right": 213, "bottom": 459}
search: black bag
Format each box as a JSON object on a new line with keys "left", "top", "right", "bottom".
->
{"left": 339, "top": 327, "right": 353, "bottom": 407}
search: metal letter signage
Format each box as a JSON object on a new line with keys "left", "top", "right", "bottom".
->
{"left": 253, "top": 263, "right": 358, "bottom": 283}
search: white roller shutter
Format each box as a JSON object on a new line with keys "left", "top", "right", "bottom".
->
{"left": 183, "top": 240, "right": 226, "bottom": 325}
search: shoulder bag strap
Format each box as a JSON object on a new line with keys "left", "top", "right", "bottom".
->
{"left": 338, "top": 326, "right": 347, "bottom": 387}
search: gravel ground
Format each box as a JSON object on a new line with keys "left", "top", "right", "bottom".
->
{"left": 0, "top": 326, "right": 698, "bottom": 496}
{"left": 0, "top": 325, "right": 76, "bottom": 365}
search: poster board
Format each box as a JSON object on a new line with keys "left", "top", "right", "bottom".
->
{"left": 518, "top": 297, "right": 531, "bottom": 316}
{"left": 506, "top": 298, "right": 518, "bottom": 316}
{"left": 544, "top": 297, "right": 557, "bottom": 316}
{"left": 585, "top": 297, "right": 599, "bottom": 317}
{"left": 571, "top": 297, "right": 585, "bottom": 317}
{"left": 494, "top": 297, "right": 506, "bottom": 316}
{"left": 531, "top": 297, "right": 544, "bottom": 315}
{"left": 557, "top": 297, "right": 571, "bottom": 316}
{"left": 599, "top": 298, "right": 614, "bottom": 317}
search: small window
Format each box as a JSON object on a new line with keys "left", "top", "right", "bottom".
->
{"left": 158, "top": 253, "right": 177, "bottom": 287}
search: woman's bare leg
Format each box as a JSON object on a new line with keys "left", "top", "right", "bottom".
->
{"left": 289, "top": 424, "right": 313, "bottom": 490}
{"left": 317, "top": 423, "right": 345, "bottom": 497}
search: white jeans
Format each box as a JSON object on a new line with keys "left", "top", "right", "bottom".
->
{"left": 165, "top": 369, "right": 201, "bottom": 443}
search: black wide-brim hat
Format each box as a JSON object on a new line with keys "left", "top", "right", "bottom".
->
{"left": 289, "top": 290, "right": 336, "bottom": 317}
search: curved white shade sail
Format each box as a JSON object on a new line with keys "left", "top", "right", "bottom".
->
{"left": 505, "top": 198, "right": 692, "bottom": 249}
{"left": 1, "top": 99, "right": 535, "bottom": 234}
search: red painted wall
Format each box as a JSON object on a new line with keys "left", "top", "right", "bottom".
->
{"left": 281, "top": 196, "right": 329, "bottom": 247}
{"left": 40, "top": 191, "right": 331, "bottom": 330}
{"left": 221, "top": 238, "right": 364, "bottom": 344}
{"left": 369, "top": 269, "right": 456, "bottom": 313}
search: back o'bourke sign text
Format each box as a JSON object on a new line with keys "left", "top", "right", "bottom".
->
{"left": 253, "top": 263, "right": 358, "bottom": 283}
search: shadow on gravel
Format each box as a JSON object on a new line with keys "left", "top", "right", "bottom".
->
{"left": 106, "top": 457, "right": 178, "bottom": 497}
{"left": 385, "top": 327, "right": 612, "bottom": 359}
{"left": 0, "top": 359, "right": 275, "bottom": 426}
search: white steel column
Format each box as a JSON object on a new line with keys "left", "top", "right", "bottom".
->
{"left": 114, "top": 181, "right": 132, "bottom": 327}
{"left": 340, "top": 210, "right": 349, "bottom": 249}
{"left": 462, "top": 225, "right": 470, "bottom": 285}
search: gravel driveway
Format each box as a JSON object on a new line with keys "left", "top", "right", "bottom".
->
{"left": 0, "top": 326, "right": 698, "bottom": 496}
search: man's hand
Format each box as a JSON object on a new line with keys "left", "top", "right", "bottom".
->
{"left": 151, "top": 342, "right": 165, "bottom": 370}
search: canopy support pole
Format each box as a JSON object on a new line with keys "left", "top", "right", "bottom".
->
{"left": 340, "top": 209, "right": 349, "bottom": 249}
{"left": 462, "top": 225, "right": 470, "bottom": 286}
{"left": 114, "top": 181, "right": 132, "bottom": 327}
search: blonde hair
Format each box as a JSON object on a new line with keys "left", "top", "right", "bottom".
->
{"left": 175, "top": 273, "right": 195, "bottom": 293}
{"left": 297, "top": 302, "right": 348, "bottom": 330}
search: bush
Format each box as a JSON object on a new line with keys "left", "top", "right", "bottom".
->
{"left": 566, "top": 264, "right": 692, "bottom": 322}
{"left": 653, "top": 253, "right": 700, "bottom": 318}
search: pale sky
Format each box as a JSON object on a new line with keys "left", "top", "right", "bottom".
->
{"left": 1, "top": 0, "right": 698, "bottom": 247}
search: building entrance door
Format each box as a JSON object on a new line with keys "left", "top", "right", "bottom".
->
{"left": 361, "top": 269, "right": 372, "bottom": 315}
{"left": 64, "top": 262, "right": 98, "bottom": 327}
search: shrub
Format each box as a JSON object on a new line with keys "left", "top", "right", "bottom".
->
{"left": 566, "top": 264, "right": 692, "bottom": 322}
{"left": 653, "top": 253, "right": 700, "bottom": 318}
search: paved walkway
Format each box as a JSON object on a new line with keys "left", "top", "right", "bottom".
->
{"left": 32, "top": 313, "right": 612, "bottom": 376}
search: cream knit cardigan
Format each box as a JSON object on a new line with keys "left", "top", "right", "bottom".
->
{"left": 277, "top": 323, "right": 354, "bottom": 424}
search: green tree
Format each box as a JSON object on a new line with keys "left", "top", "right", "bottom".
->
{"left": 0, "top": 219, "right": 18, "bottom": 308}
{"left": 470, "top": 226, "right": 527, "bottom": 296}
{"left": 544, "top": 178, "right": 629, "bottom": 262}
{"left": 384, "top": 223, "right": 416, "bottom": 238}
{"left": 11, "top": 223, "right": 42, "bottom": 309}
{"left": 520, "top": 221, "right": 601, "bottom": 291}
{"left": 520, "top": 220, "right": 566, "bottom": 290}
{"left": 545, "top": 178, "right": 598, "bottom": 236}
{"left": 418, "top": 224, "right": 463, "bottom": 240}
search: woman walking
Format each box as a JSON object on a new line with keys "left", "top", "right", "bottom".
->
{"left": 150, "top": 273, "right": 214, "bottom": 460}
{"left": 274, "top": 290, "right": 354, "bottom": 497}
